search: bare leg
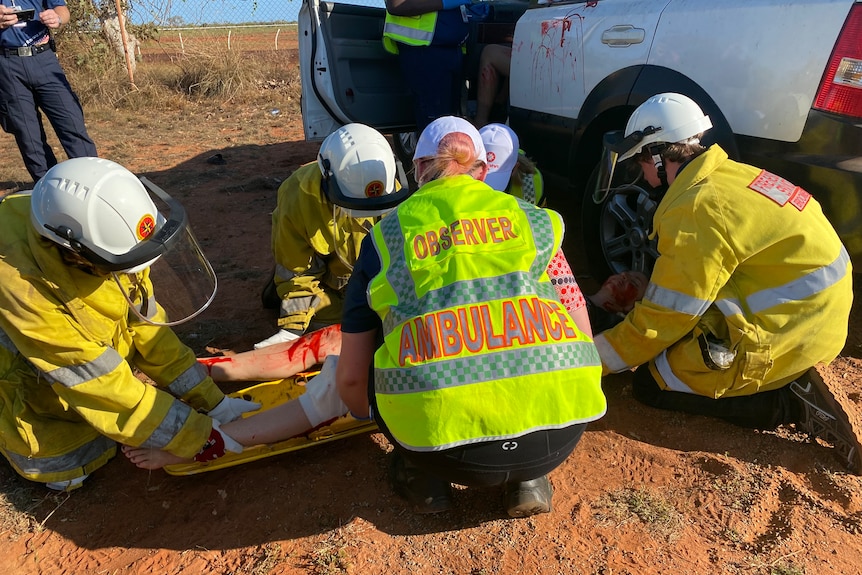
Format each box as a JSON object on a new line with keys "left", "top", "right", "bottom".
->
{"left": 221, "top": 398, "right": 313, "bottom": 446}
{"left": 474, "top": 45, "right": 512, "bottom": 128}
{"left": 200, "top": 324, "right": 343, "bottom": 382}
{"left": 122, "top": 401, "right": 314, "bottom": 470}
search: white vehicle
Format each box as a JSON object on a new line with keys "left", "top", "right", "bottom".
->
{"left": 299, "top": 0, "right": 862, "bottom": 282}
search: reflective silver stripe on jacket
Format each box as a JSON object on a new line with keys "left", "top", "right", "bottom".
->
{"left": 169, "top": 361, "right": 209, "bottom": 397}
{"left": 375, "top": 341, "right": 600, "bottom": 394}
{"left": 4, "top": 434, "right": 115, "bottom": 474}
{"left": 644, "top": 283, "right": 711, "bottom": 317}
{"left": 382, "top": 21, "right": 434, "bottom": 43}
{"left": 654, "top": 349, "right": 698, "bottom": 394}
{"left": 744, "top": 246, "right": 850, "bottom": 314}
{"left": 0, "top": 327, "right": 17, "bottom": 354}
{"left": 44, "top": 347, "right": 124, "bottom": 387}
{"left": 705, "top": 246, "right": 848, "bottom": 318}
{"left": 139, "top": 399, "right": 195, "bottom": 449}
{"left": 132, "top": 293, "right": 158, "bottom": 320}
{"left": 593, "top": 333, "right": 628, "bottom": 373}
{"left": 275, "top": 255, "right": 328, "bottom": 283}
{"left": 280, "top": 295, "right": 316, "bottom": 314}
{"left": 274, "top": 262, "right": 299, "bottom": 282}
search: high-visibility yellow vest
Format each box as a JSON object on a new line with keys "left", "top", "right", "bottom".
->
{"left": 368, "top": 175, "right": 606, "bottom": 451}
{"left": 383, "top": 11, "right": 437, "bottom": 55}
{"left": 508, "top": 159, "right": 545, "bottom": 206}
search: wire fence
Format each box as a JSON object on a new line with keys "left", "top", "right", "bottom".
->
{"left": 125, "top": 0, "right": 383, "bottom": 27}
{"left": 127, "top": 0, "right": 303, "bottom": 27}
{"left": 117, "top": 0, "right": 382, "bottom": 62}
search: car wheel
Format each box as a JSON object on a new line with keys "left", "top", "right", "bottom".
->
{"left": 581, "top": 167, "right": 660, "bottom": 281}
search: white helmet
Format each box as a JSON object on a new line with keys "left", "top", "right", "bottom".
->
{"left": 593, "top": 93, "right": 713, "bottom": 203}
{"left": 618, "top": 92, "right": 713, "bottom": 161}
{"left": 317, "top": 123, "right": 411, "bottom": 217}
{"left": 31, "top": 157, "right": 217, "bottom": 326}
{"left": 31, "top": 157, "right": 162, "bottom": 272}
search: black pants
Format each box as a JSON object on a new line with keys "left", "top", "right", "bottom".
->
{"left": 0, "top": 47, "right": 97, "bottom": 181}
{"left": 371, "top": 391, "right": 586, "bottom": 487}
{"left": 631, "top": 364, "right": 798, "bottom": 430}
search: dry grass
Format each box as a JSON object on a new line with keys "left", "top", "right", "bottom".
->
{"left": 57, "top": 29, "right": 302, "bottom": 111}
{"left": 593, "top": 485, "right": 685, "bottom": 541}
{"left": 0, "top": 474, "right": 70, "bottom": 541}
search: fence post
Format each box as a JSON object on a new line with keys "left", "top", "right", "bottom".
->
{"left": 275, "top": 28, "right": 280, "bottom": 50}
{"left": 114, "top": 0, "right": 136, "bottom": 88}
{"left": 228, "top": 29, "right": 232, "bottom": 50}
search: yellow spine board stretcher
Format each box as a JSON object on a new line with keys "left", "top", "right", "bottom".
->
{"left": 164, "top": 370, "right": 377, "bottom": 476}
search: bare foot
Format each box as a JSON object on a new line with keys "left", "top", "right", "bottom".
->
{"left": 122, "top": 444, "right": 190, "bottom": 470}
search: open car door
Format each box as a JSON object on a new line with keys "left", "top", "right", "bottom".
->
{"left": 298, "top": 0, "right": 416, "bottom": 142}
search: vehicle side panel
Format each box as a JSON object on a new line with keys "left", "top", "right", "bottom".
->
{"left": 651, "top": 0, "right": 850, "bottom": 142}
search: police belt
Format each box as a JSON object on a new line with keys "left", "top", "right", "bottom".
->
{"left": 2, "top": 39, "right": 55, "bottom": 57}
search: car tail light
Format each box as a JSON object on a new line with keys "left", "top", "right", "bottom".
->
{"left": 814, "top": 4, "right": 862, "bottom": 118}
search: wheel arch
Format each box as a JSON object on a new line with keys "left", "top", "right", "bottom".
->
{"left": 568, "top": 65, "right": 739, "bottom": 201}
{"left": 563, "top": 65, "right": 739, "bottom": 283}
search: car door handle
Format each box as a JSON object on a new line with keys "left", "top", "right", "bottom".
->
{"left": 601, "top": 25, "right": 645, "bottom": 47}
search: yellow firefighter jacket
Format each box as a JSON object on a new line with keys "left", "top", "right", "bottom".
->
{"left": 0, "top": 193, "right": 224, "bottom": 484}
{"left": 271, "top": 163, "right": 377, "bottom": 332}
{"left": 594, "top": 145, "right": 853, "bottom": 398}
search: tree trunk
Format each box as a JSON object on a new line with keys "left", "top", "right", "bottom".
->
{"left": 102, "top": 15, "right": 138, "bottom": 74}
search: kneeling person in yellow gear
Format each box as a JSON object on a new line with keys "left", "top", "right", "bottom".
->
{"left": 124, "top": 150, "right": 417, "bottom": 471}
{"left": 0, "top": 157, "right": 259, "bottom": 491}
{"left": 593, "top": 93, "right": 860, "bottom": 473}
{"left": 257, "top": 123, "right": 402, "bottom": 349}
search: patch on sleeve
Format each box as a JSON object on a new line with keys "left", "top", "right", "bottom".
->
{"left": 748, "top": 170, "right": 811, "bottom": 211}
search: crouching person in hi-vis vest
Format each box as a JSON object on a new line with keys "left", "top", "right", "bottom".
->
{"left": 479, "top": 123, "right": 545, "bottom": 207}
{"left": 0, "top": 157, "right": 259, "bottom": 491}
{"left": 337, "top": 116, "right": 606, "bottom": 517}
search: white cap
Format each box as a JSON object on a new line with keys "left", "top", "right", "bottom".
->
{"left": 413, "top": 116, "right": 486, "bottom": 162}
{"left": 479, "top": 123, "right": 519, "bottom": 192}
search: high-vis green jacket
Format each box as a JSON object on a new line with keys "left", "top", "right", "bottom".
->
{"left": 595, "top": 145, "right": 853, "bottom": 398}
{"left": 271, "top": 163, "right": 376, "bottom": 332}
{"left": 368, "top": 175, "right": 605, "bottom": 451}
{"left": 382, "top": 11, "right": 437, "bottom": 54}
{"left": 507, "top": 161, "right": 545, "bottom": 206}
{"left": 0, "top": 193, "right": 224, "bottom": 485}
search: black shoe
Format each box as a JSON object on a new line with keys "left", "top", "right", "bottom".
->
{"left": 389, "top": 451, "right": 453, "bottom": 514}
{"left": 504, "top": 475, "right": 553, "bottom": 518}
{"left": 789, "top": 368, "right": 862, "bottom": 474}
{"left": 261, "top": 270, "right": 280, "bottom": 310}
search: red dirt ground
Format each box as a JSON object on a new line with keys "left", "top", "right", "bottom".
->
{"left": 1, "top": 48, "right": 862, "bottom": 575}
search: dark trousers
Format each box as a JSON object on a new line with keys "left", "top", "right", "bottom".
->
{"left": 397, "top": 44, "right": 464, "bottom": 132}
{"left": 0, "top": 48, "right": 97, "bottom": 182}
{"left": 371, "top": 389, "right": 587, "bottom": 487}
{"left": 631, "top": 364, "right": 798, "bottom": 430}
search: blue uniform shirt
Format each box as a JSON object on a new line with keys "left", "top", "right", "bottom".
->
{"left": 341, "top": 235, "right": 383, "bottom": 334}
{"left": 0, "top": 0, "right": 63, "bottom": 48}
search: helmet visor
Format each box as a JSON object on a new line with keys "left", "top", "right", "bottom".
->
{"left": 113, "top": 227, "right": 217, "bottom": 327}
{"left": 593, "top": 131, "right": 624, "bottom": 204}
